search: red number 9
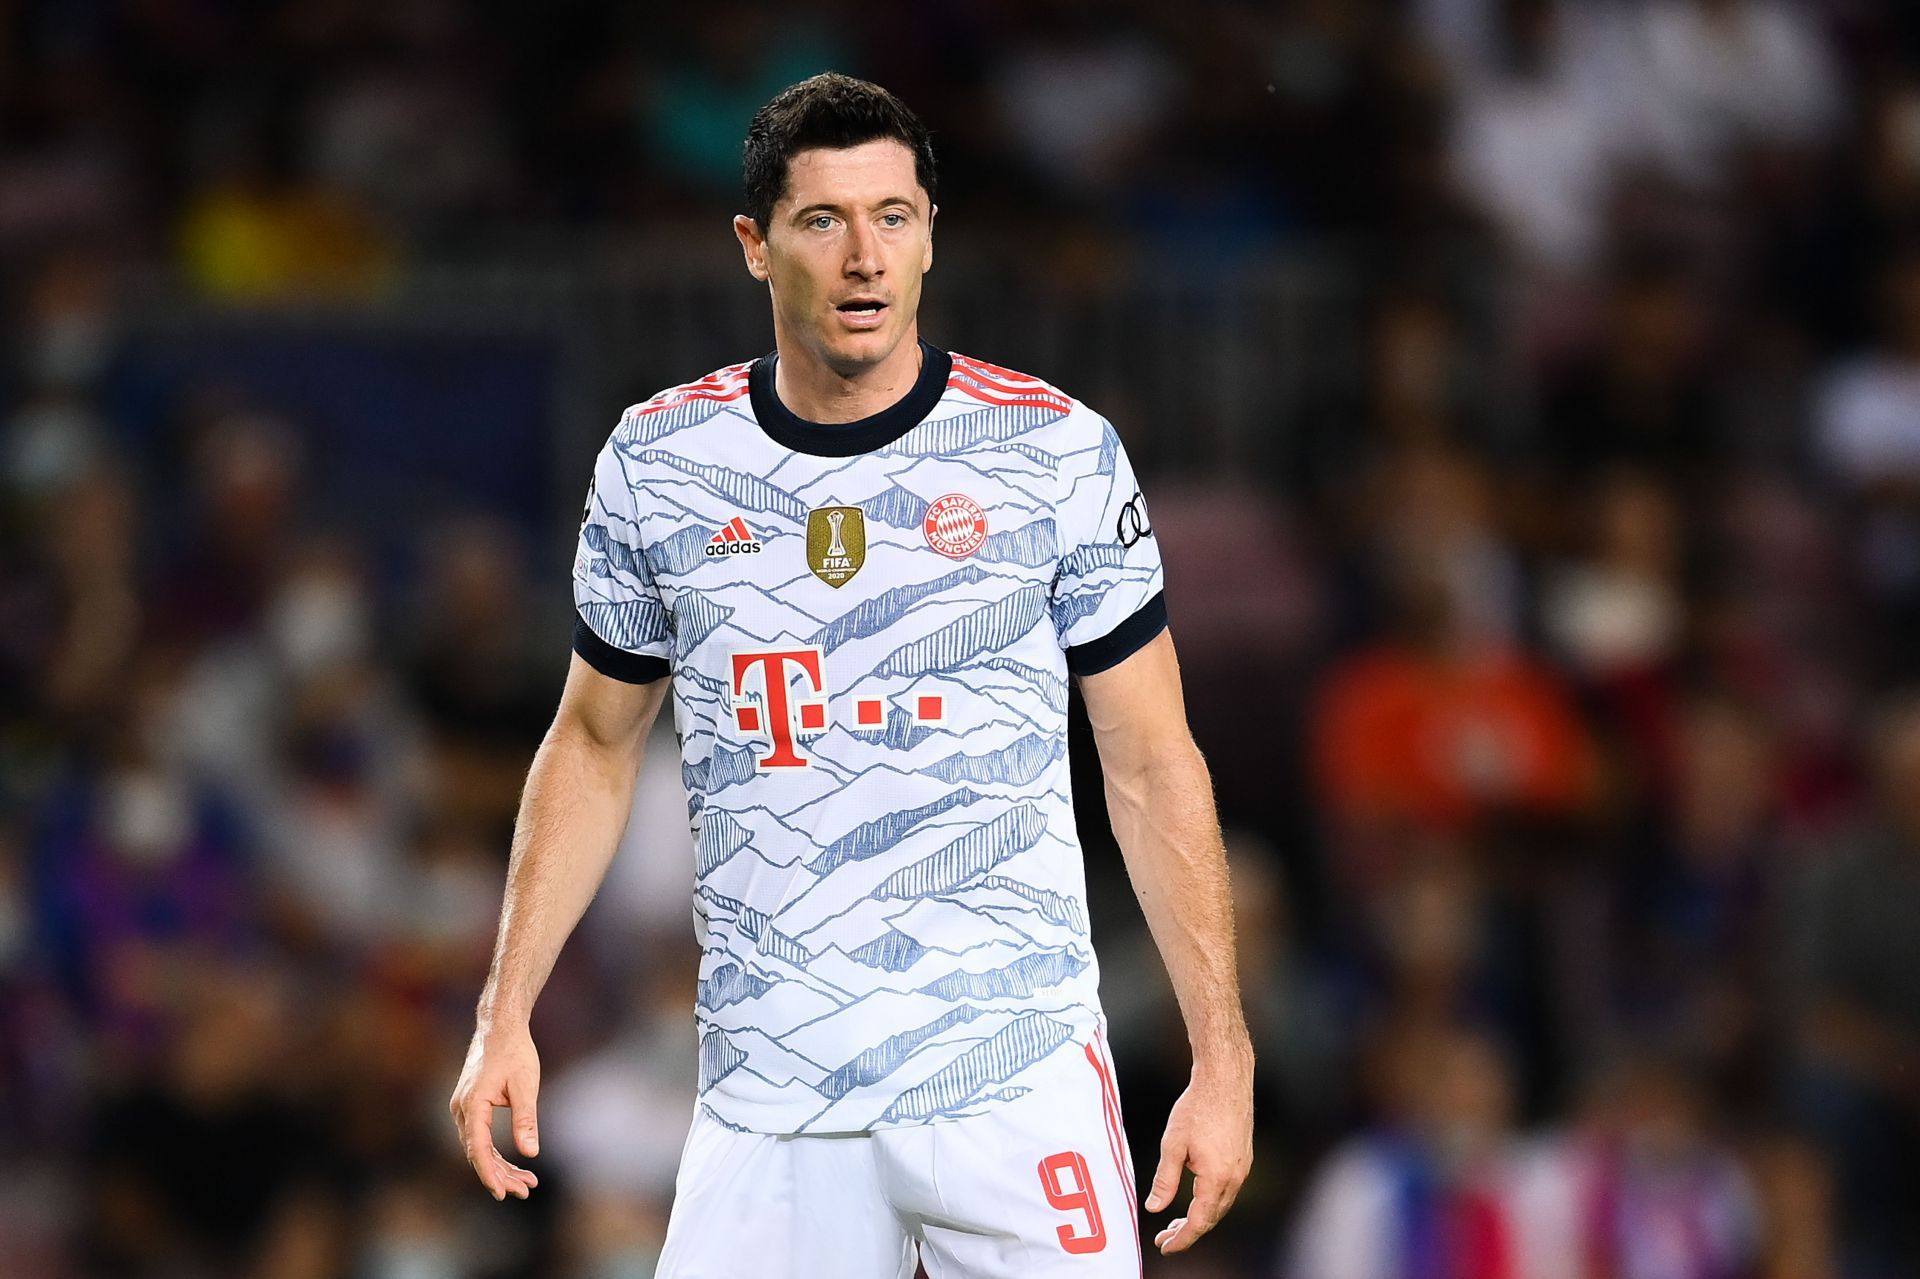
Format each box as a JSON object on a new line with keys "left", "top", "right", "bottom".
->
{"left": 1037, "top": 1150, "right": 1107, "bottom": 1255}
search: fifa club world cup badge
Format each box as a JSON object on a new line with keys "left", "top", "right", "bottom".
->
{"left": 923, "top": 493, "right": 988, "bottom": 559}
{"left": 807, "top": 505, "right": 867, "bottom": 587}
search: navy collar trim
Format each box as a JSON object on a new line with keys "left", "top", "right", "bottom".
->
{"left": 749, "top": 339, "right": 951, "bottom": 457}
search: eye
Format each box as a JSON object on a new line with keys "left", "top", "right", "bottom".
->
{"left": 881, "top": 213, "right": 906, "bottom": 228}
{"left": 810, "top": 214, "right": 836, "bottom": 231}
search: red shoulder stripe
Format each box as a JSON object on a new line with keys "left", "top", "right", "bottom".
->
{"left": 952, "top": 352, "right": 1052, "bottom": 389}
{"left": 630, "top": 363, "right": 754, "bottom": 418}
{"left": 948, "top": 372, "right": 1073, "bottom": 414}
{"left": 632, "top": 388, "right": 751, "bottom": 418}
{"left": 948, "top": 355, "right": 1072, "bottom": 412}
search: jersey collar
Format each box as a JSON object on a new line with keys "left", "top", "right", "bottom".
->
{"left": 748, "top": 339, "right": 951, "bottom": 457}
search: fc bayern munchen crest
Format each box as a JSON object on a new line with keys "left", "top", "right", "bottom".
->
{"left": 807, "top": 505, "right": 866, "bottom": 587}
{"left": 923, "top": 493, "right": 988, "bottom": 558}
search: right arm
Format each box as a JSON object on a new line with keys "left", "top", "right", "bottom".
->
{"left": 449, "top": 654, "right": 668, "bottom": 1200}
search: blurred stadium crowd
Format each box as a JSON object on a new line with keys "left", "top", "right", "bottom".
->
{"left": 7, "top": 1, "right": 1920, "bottom": 1277}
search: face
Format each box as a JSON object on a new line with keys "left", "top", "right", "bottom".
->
{"left": 735, "top": 138, "right": 934, "bottom": 376}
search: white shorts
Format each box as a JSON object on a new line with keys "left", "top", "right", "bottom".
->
{"left": 655, "top": 1029, "right": 1142, "bottom": 1278}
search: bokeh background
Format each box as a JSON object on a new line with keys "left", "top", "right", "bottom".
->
{"left": 5, "top": 0, "right": 1920, "bottom": 1275}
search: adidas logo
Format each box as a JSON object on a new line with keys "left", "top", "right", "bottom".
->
{"left": 704, "top": 516, "right": 764, "bottom": 557}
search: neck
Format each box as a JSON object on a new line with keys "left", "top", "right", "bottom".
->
{"left": 773, "top": 326, "right": 924, "bottom": 424}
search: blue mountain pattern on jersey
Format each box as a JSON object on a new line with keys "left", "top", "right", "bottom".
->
{"left": 580, "top": 520, "right": 644, "bottom": 578}
{"left": 646, "top": 524, "right": 723, "bottom": 577}
{"left": 577, "top": 599, "right": 670, "bottom": 651}
{"left": 809, "top": 788, "right": 990, "bottom": 874}
{"left": 916, "top": 947, "right": 1088, "bottom": 1001}
{"left": 898, "top": 402, "right": 1065, "bottom": 453}
{"left": 700, "top": 1029, "right": 747, "bottom": 1089}
{"left": 696, "top": 811, "right": 754, "bottom": 875}
{"left": 973, "top": 875, "right": 1089, "bottom": 931}
{"left": 615, "top": 388, "right": 749, "bottom": 447}
{"left": 706, "top": 890, "right": 816, "bottom": 970}
{"left": 631, "top": 448, "right": 811, "bottom": 522}
{"left": 849, "top": 928, "right": 929, "bottom": 972}
{"left": 969, "top": 657, "right": 1070, "bottom": 712}
{"left": 674, "top": 590, "right": 735, "bottom": 653}
{"left": 818, "top": 1004, "right": 985, "bottom": 1100}
{"left": 976, "top": 518, "right": 1057, "bottom": 567}
{"left": 682, "top": 743, "right": 760, "bottom": 796}
{"left": 925, "top": 733, "right": 1062, "bottom": 786}
{"left": 874, "top": 804, "right": 1048, "bottom": 899}
{"left": 570, "top": 360, "right": 1167, "bottom": 1134}
{"left": 865, "top": 484, "right": 929, "bottom": 529}
{"left": 878, "top": 1011, "right": 1075, "bottom": 1124}
{"left": 699, "top": 962, "right": 776, "bottom": 1010}
{"left": 809, "top": 565, "right": 992, "bottom": 653}
{"left": 875, "top": 587, "right": 1049, "bottom": 677}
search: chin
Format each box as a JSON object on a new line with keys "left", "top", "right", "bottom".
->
{"left": 824, "top": 328, "right": 903, "bottom": 371}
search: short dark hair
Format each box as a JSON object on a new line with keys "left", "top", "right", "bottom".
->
{"left": 742, "top": 73, "right": 936, "bottom": 232}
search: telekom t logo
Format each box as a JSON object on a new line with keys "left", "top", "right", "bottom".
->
{"left": 729, "top": 645, "right": 944, "bottom": 769}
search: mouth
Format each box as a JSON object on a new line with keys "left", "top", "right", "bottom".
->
{"left": 834, "top": 298, "right": 889, "bottom": 330}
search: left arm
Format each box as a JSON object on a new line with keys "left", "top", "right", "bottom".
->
{"left": 1079, "top": 627, "right": 1254, "bottom": 1255}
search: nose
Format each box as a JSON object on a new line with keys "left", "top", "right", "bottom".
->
{"left": 844, "top": 219, "right": 882, "bottom": 280}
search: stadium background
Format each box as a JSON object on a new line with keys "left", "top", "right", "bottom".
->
{"left": 3, "top": 1, "right": 1919, "bottom": 1275}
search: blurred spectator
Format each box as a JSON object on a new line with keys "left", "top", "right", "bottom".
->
{"left": 1816, "top": 248, "right": 1920, "bottom": 679}
{"left": 150, "top": 409, "right": 303, "bottom": 650}
{"left": 1540, "top": 470, "right": 1683, "bottom": 679}
{"left": 31, "top": 661, "right": 258, "bottom": 1064}
{"left": 543, "top": 949, "right": 701, "bottom": 1276}
{"left": 1282, "top": 1023, "right": 1522, "bottom": 1279}
{"left": 1612, "top": 697, "right": 1781, "bottom": 1091}
{"left": 7, "top": 456, "right": 143, "bottom": 729}
{"left": 1786, "top": 695, "right": 1920, "bottom": 1277}
{"left": 1510, "top": 1054, "right": 1761, "bottom": 1279}
{"left": 1313, "top": 479, "right": 1595, "bottom": 853}
{"left": 1623, "top": 0, "right": 1842, "bottom": 193}
{"left": 79, "top": 962, "right": 332, "bottom": 1275}
{"left": 1532, "top": 252, "right": 1722, "bottom": 494}
{"left": 405, "top": 515, "right": 552, "bottom": 839}
{"left": 1445, "top": 0, "right": 1635, "bottom": 273}
{"left": 638, "top": 6, "right": 848, "bottom": 192}
{"left": 1815, "top": 248, "right": 1920, "bottom": 488}
{"left": 306, "top": 12, "right": 512, "bottom": 233}
{"left": 986, "top": 1, "right": 1182, "bottom": 201}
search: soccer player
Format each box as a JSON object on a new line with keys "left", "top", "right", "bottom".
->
{"left": 450, "top": 73, "right": 1253, "bottom": 1276}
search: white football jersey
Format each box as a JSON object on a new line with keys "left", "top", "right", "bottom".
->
{"left": 572, "top": 341, "right": 1165, "bottom": 1134}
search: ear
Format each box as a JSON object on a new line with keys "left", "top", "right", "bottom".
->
{"left": 734, "top": 214, "right": 770, "bottom": 282}
{"left": 923, "top": 203, "right": 937, "bottom": 273}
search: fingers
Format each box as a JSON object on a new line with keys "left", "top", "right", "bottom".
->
{"left": 509, "top": 1076, "right": 541, "bottom": 1159}
{"left": 1154, "top": 1170, "right": 1239, "bottom": 1254}
{"left": 452, "top": 1091, "right": 541, "bottom": 1202}
{"left": 476, "top": 1143, "right": 541, "bottom": 1202}
{"left": 1144, "top": 1132, "right": 1186, "bottom": 1213}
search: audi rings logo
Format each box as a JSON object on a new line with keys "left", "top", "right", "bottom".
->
{"left": 1116, "top": 489, "right": 1152, "bottom": 548}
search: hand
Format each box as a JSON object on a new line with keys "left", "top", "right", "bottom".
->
{"left": 449, "top": 1021, "right": 543, "bottom": 1201}
{"left": 1144, "top": 1054, "right": 1253, "bottom": 1254}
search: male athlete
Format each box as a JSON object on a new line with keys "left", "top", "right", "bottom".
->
{"left": 450, "top": 73, "right": 1253, "bottom": 1277}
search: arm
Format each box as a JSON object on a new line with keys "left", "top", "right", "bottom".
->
{"left": 1079, "top": 628, "right": 1254, "bottom": 1255}
{"left": 449, "top": 654, "right": 669, "bottom": 1200}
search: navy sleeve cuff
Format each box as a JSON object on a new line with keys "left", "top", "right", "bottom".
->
{"left": 1064, "top": 590, "right": 1168, "bottom": 676}
{"left": 573, "top": 610, "right": 671, "bottom": 684}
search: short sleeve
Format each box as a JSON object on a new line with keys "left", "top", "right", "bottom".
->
{"left": 1052, "top": 414, "right": 1167, "bottom": 675}
{"left": 571, "top": 430, "right": 672, "bottom": 684}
